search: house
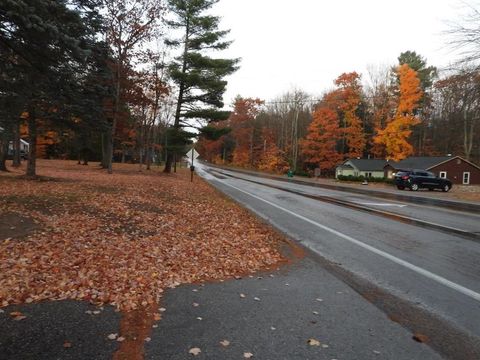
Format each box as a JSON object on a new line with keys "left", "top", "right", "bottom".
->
{"left": 335, "top": 159, "right": 387, "bottom": 179}
{"left": 8, "top": 139, "right": 29, "bottom": 156}
{"left": 384, "top": 156, "right": 480, "bottom": 185}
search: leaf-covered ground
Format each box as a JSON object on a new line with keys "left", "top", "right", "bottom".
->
{"left": 0, "top": 160, "right": 284, "bottom": 311}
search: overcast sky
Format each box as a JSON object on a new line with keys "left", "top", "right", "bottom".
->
{"left": 211, "top": 0, "right": 469, "bottom": 107}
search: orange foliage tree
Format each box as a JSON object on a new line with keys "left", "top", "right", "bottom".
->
{"left": 333, "top": 72, "right": 366, "bottom": 158}
{"left": 257, "top": 129, "right": 289, "bottom": 173}
{"left": 229, "top": 97, "right": 264, "bottom": 167}
{"left": 300, "top": 106, "right": 342, "bottom": 173}
{"left": 374, "top": 64, "right": 423, "bottom": 161}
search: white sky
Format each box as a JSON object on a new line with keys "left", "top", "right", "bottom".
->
{"left": 212, "top": 0, "right": 469, "bottom": 108}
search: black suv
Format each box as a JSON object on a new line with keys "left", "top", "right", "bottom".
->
{"left": 394, "top": 170, "right": 453, "bottom": 192}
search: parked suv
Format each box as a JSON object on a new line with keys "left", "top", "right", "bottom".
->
{"left": 394, "top": 170, "right": 453, "bottom": 192}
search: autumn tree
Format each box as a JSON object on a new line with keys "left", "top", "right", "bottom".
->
{"left": 101, "top": 0, "right": 163, "bottom": 173}
{"left": 331, "top": 72, "right": 366, "bottom": 158}
{"left": 365, "top": 65, "right": 396, "bottom": 158}
{"left": 228, "top": 98, "right": 264, "bottom": 167}
{"left": 398, "top": 51, "right": 437, "bottom": 155}
{"left": 434, "top": 68, "right": 480, "bottom": 161}
{"left": 257, "top": 128, "right": 289, "bottom": 173}
{"left": 374, "top": 64, "right": 423, "bottom": 161}
{"left": 300, "top": 104, "right": 342, "bottom": 173}
{"left": 164, "top": 0, "right": 239, "bottom": 173}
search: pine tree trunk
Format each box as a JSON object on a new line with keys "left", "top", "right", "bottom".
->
{"left": 12, "top": 120, "right": 21, "bottom": 167}
{"left": 101, "top": 132, "right": 108, "bottom": 168}
{"left": 106, "top": 126, "right": 114, "bottom": 174}
{"left": 164, "top": 152, "right": 173, "bottom": 173}
{"left": 0, "top": 130, "right": 8, "bottom": 172}
{"left": 26, "top": 113, "right": 37, "bottom": 178}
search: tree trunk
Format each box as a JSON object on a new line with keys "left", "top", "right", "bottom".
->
{"left": 101, "top": 132, "right": 108, "bottom": 168}
{"left": 164, "top": 152, "right": 173, "bottom": 173}
{"left": 106, "top": 125, "right": 114, "bottom": 174}
{"left": 26, "top": 112, "right": 37, "bottom": 178}
{"left": 12, "top": 120, "right": 21, "bottom": 167}
{"left": 0, "top": 130, "right": 9, "bottom": 172}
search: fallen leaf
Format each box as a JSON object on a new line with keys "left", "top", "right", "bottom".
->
{"left": 253, "top": 297, "right": 260, "bottom": 301}
{"left": 144, "top": 337, "right": 151, "bottom": 342}
{"left": 239, "top": 293, "right": 246, "bottom": 298}
{"left": 107, "top": 333, "right": 118, "bottom": 340}
{"left": 153, "top": 313, "right": 161, "bottom": 321}
{"left": 243, "top": 352, "right": 253, "bottom": 358}
{"left": 159, "top": 307, "right": 166, "bottom": 312}
{"left": 117, "top": 336, "right": 126, "bottom": 342}
{"left": 220, "top": 340, "right": 230, "bottom": 347}
{"left": 63, "top": 341, "right": 72, "bottom": 348}
{"left": 196, "top": 317, "right": 203, "bottom": 321}
{"left": 189, "top": 347, "right": 201, "bottom": 356}
{"left": 192, "top": 302, "right": 199, "bottom": 307}
{"left": 307, "top": 338, "right": 321, "bottom": 346}
{"left": 412, "top": 333, "right": 429, "bottom": 343}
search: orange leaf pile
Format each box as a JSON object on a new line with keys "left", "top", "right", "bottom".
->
{"left": 0, "top": 160, "right": 284, "bottom": 311}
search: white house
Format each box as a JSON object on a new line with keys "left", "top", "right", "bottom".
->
{"left": 336, "top": 159, "right": 387, "bottom": 179}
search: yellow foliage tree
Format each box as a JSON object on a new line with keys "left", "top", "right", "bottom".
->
{"left": 374, "top": 64, "right": 422, "bottom": 161}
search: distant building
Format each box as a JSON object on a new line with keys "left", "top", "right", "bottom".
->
{"left": 335, "top": 159, "right": 388, "bottom": 179}
{"left": 384, "top": 156, "right": 480, "bottom": 185}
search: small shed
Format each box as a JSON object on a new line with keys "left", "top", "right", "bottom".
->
{"left": 336, "top": 159, "right": 387, "bottom": 179}
{"left": 384, "top": 156, "right": 480, "bottom": 185}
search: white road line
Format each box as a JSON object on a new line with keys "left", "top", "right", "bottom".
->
{"left": 222, "top": 181, "right": 480, "bottom": 303}
{"left": 356, "top": 202, "right": 407, "bottom": 208}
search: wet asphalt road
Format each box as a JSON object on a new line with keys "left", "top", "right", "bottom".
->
{"left": 194, "top": 163, "right": 480, "bottom": 358}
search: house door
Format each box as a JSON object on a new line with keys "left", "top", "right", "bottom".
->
{"left": 463, "top": 172, "right": 470, "bottom": 185}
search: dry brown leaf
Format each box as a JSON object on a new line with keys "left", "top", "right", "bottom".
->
{"left": 63, "top": 341, "right": 72, "bottom": 348}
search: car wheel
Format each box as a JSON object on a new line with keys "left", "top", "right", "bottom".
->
{"left": 442, "top": 184, "right": 450, "bottom": 192}
{"left": 397, "top": 186, "right": 405, "bottom": 190}
{"left": 410, "top": 183, "right": 419, "bottom": 191}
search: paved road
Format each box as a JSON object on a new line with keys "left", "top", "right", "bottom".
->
{"left": 196, "top": 163, "right": 480, "bottom": 358}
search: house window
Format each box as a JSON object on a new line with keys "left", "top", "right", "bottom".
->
{"left": 463, "top": 172, "right": 470, "bottom": 185}
{"left": 365, "top": 172, "right": 372, "bottom": 178}
{"left": 439, "top": 171, "right": 447, "bottom": 178}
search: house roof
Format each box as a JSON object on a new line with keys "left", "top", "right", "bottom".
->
{"left": 344, "top": 159, "right": 388, "bottom": 171}
{"left": 390, "top": 156, "right": 455, "bottom": 170}
{"left": 337, "top": 164, "right": 354, "bottom": 170}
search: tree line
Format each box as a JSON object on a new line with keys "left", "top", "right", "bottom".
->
{"left": 0, "top": 0, "right": 237, "bottom": 176}
{"left": 1, "top": 1, "right": 479, "bottom": 178}
{"left": 198, "top": 50, "right": 480, "bottom": 175}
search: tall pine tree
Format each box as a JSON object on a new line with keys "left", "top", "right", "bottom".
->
{"left": 164, "top": 0, "right": 239, "bottom": 172}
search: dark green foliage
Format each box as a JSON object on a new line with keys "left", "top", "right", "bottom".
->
{"left": 164, "top": 0, "right": 239, "bottom": 172}
{"left": 398, "top": 51, "right": 437, "bottom": 91}
{"left": 199, "top": 125, "right": 231, "bottom": 141}
{"left": 0, "top": 0, "right": 110, "bottom": 175}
